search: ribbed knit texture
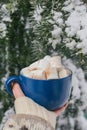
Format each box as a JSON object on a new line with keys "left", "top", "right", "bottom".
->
{"left": 15, "top": 96, "right": 56, "bottom": 129}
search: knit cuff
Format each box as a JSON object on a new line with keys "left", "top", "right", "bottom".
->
{"left": 15, "top": 96, "right": 56, "bottom": 129}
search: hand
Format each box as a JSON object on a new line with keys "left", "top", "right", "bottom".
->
{"left": 54, "top": 102, "right": 68, "bottom": 116}
{"left": 12, "top": 83, "right": 68, "bottom": 116}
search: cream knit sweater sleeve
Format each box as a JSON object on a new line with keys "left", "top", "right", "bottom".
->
{"left": 15, "top": 96, "right": 57, "bottom": 129}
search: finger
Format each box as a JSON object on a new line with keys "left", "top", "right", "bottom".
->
{"left": 12, "top": 82, "right": 24, "bottom": 99}
{"left": 54, "top": 102, "right": 69, "bottom": 116}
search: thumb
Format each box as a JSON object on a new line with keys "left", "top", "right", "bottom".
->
{"left": 12, "top": 82, "right": 25, "bottom": 99}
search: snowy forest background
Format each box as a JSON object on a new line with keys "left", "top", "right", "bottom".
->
{"left": 0, "top": 0, "right": 87, "bottom": 130}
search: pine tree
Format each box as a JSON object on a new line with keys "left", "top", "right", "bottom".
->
{"left": 0, "top": 0, "right": 87, "bottom": 129}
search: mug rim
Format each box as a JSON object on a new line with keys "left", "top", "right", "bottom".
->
{"left": 20, "top": 68, "right": 72, "bottom": 81}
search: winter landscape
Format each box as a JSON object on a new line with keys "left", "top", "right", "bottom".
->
{"left": 0, "top": 0, "right": 87, "bottom": 130}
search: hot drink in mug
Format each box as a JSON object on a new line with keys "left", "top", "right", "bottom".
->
{"left": 6, "top": 56, "right": 72, "bottom": 110}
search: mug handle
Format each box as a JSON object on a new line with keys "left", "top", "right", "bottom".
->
{"left": 5, "top": 76, "right": 22, "bottom": 96}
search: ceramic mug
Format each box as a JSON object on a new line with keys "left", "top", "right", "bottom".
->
{"left": 5, "top": 69, "right": 72, "bottom": 111}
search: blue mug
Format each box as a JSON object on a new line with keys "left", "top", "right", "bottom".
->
{"left": 5, "top": 69, "right": 72, "bottom": 111}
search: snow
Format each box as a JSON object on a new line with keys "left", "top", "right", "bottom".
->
{"left": 2, "top": 16, "right": 12, "bottom": 22}
{"left": 64, "top": 1, "right": 87, "bottom": 54}
{"left": 1, "top": 57, "right": 87, "bottom": 130}
{"left": 52, "top": 27, "right": 62, "bottom": 39}
{"left": 51, "top": 11, "right": 63, "bottom": 49}
{"left": 0, "top": 0, "right": 87, "bottom": 130}
{"left": 0, "top": 102, "right": 3, "bottom": 109}
{"left": 0, "top": 23, "right": 7, "bottom": 38}
{"left": 0, "top": 23, "right": 6, "bottom": 31}
{"left": 52, "top": 11, "right": 63, "bottom": 26}
{"left": 66, "top": 40, "right": 77, "bottom": 49}
{"left": 34, "top": 5, "right": 43, "bottom": 22}
{"left": 0, "top": 4, "right": 11, "bottom": 38}
{"left": 57, "top": 57, "right": 87, "bottom": 130}
{"left": 0, "top": 108, "right": 15, "bottom": 130}
{"left": 1, "top": 4, "right": 8, "bottom": 13}
{"left": 77, "top": 111, "right": 87, "bottom": 130}
{"left": 51, "top": 25, "right": 62, "bottom": 49}
{"left": 50, "top": 0, "right": 87, "bottom": 54}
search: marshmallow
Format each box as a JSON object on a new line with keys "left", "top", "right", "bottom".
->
{"left": 29, "top": 61, "right": 40, "bottom": 70}
{"left": 38, "top": 59, "right": 50, "bottom": 71}
{"left": 57, "top": 66, "right": 65, "bottom": 72}
{"left": 50, "top": 56, "right": 62, "bottom": 68}
{"left": 66, "top": 69, "right": 71, "bottom": 75}
{"left": 46, "top": 67, "right": 59, "bottom": 80}
{"left": 21, "top": 56, "right": 70, "bottom": 80}
{"left": 44, "top": 55, "right": 51, "bottom": 62}
{"left": 30, "top": 69, "right": 46, "bottom": 80}
{"left": 59, "top": 68, "right": 68, "bottom": 78}
{"left": 21, "top": 67, "right": 32, "bottom": 78}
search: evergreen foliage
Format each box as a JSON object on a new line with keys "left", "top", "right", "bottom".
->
{"left": 0, "top": 0, "right": 87, "bottom": 129}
